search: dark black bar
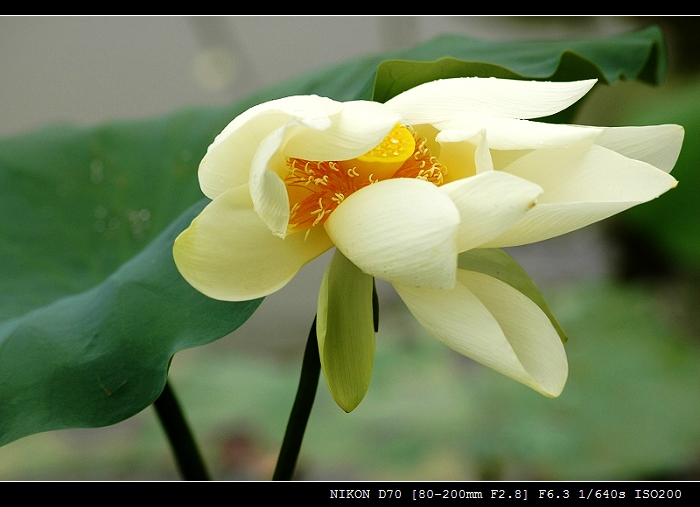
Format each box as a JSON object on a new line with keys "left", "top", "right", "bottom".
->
{"left": 29, "top": 480, "right": 695, "bottom": 500}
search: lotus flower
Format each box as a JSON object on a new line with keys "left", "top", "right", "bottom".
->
{"left": 174, "top": 77, "right": 682, "bottom": 411}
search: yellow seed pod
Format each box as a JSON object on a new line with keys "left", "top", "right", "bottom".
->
{"left": 350, "top": 124, "right": 416, "bottom": 182}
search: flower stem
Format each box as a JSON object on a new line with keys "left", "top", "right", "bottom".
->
{"left": 153, "top": 379, "right": 211, "bottom": 481}
{"left": 373, "top": 279, "right": 380, "bottom": 332}
{"left": 273, "top": 317, "right": 321, "bottom": 481}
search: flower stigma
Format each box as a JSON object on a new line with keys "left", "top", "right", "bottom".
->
{"left": 285, "top": 124, "right": 446, "bottom": 232}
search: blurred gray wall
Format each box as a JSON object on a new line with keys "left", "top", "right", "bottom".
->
{"left": 0, "top": 16, "right": 640, "bottom": 136}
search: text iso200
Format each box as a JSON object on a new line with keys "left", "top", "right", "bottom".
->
{"left": 635, "top": 490, "right": 682, "bottom": 499}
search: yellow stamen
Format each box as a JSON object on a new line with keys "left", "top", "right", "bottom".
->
{"left": 392, "top": 128, "right": 446, "bottom": 185}
{"left": 284, "top": 123, "right": 446, "bottom": 233}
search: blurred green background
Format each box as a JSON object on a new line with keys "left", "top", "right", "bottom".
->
{"left": 1, "top": 16, "right": 699, "bottom": 480}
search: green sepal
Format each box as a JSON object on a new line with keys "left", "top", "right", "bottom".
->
{"left": 317, "top": 250, "right": 376, "bottom": 412}
{"left": 458, "top": 249, "right": 567, "bottom": 344}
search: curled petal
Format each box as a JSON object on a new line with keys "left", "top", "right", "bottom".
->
{"left": 249, "top": 125, "right": 295, "bottom": 238}
{"left": 594, "top": 124, "right": 684, "bottom": 173}
{"left": 325, "top": 178, "right": 460, "bottom": 289}
{"left": 458, "top": 249, "right": 567, "bottom": 343}
{"left": 484, "top": 143, "right": 678, "bottom": 247}
{"left": 394, "top": 270, "right": 567, "bottom": 397}
{"left": 439, "top": 171, "right": 542, "bottom": 252}
{"left": 473, "top": 130, "right": 495, "bottom": 175}
{"left": 234, "top": 100, "right": 401, "bottom": 238}
{"left": 435, "top": 129, "right": 493, "bottom": 182}
{"left": 199, "top": 95, "right": 341, "bottom": 199}
{"left": 385, "top": 77, "right": 597, "bottom": 123}
{"left": 173, "top": 185, "right": 333, "bottom": 301}
{"left": 283, "top": 100, "right": 401, "bottom": 161}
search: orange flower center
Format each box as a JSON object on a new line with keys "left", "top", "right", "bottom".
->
{"left": 284, "top": 124, "right": 446, "bottom": 231}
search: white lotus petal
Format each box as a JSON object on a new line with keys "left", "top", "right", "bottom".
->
{"left": 283, "top": 100, "right": 401, "bottom": 161}
{"left": 325, "top": 178, "right": 459, "bottom": 289}
{"left": 507, "top": 142, "right": 678, "bottom": 203}
{"left": 436, "top": 116, "right": 604, "bottom": 150}
{"left": 249, "top": 125, "right": 294, "bottom": 238}
{"left": 595, "top": 124, "right": 684, "bottom": 173}
{"left": 199, "top": 95, "right": 341, "bottom": 199}
{"left": 458, "top": 270, "right": 567, "bottom": 396}
{"left": 440, "top": 171, "right": 542, "bottom": 252}
{"left": 490, "top": 149, "right": 532, "bottom": 172}
{"left": 434, "top": 126, "right": 483, "bottom": 143}
{"left": 385, "top": 77, "right": 597, "bottom": 123}
{"left": 394, "top": 269, "right": 567, "bottom": 397}
{"left": 483, "top": 143, "right": 677, "bottom": 246}
{"left": 473, "top": 130, "right": 495, "bottom": 175}
{"left": 434, "top": 129, "right": 492, "bottom": 183}
{"left": 173, "top": 185, "right": 333, "bottom": 301}
{"left": 483, "top": 201, "right": 639, "bottom": 247}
